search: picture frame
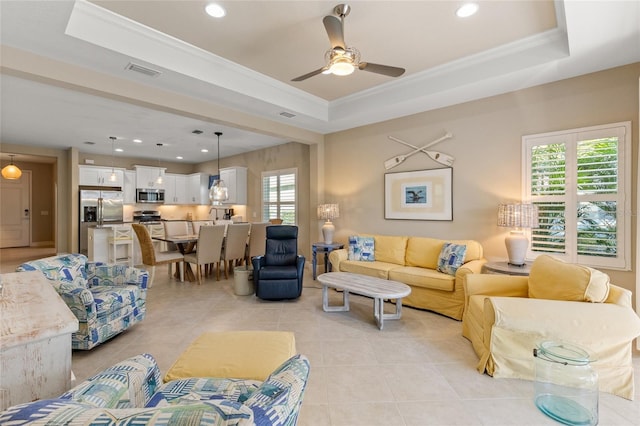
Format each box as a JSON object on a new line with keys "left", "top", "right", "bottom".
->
{"left": 384, "top": 168, "right": 453, "bottom": 220}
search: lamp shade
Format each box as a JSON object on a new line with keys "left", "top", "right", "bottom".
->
{"left": 497, "top": 203, "right": 539, "bottom": 266}
{"left": 317, "top": 204, "right": 339, "bottom": 221}
{"left": 497, "top": 203, "right": 539, "bottom": 228}
{"left": 2, "top": 155, "right": 22, "bottom": 180}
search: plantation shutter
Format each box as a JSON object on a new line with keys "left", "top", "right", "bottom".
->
{"left": 261, "top": 169, "right": 297, "bottom": 224}
{"left": 523, "top": 122, "right": 630, "bottom": 270}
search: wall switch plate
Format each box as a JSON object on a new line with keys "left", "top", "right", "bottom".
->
{"left": 85, "top": 159, "right": 95, "bottom": 164}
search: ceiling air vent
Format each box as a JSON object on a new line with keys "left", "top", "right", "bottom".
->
{"left": 279, "top": 111, "right": 296, "bottom": 118}
{"left": 125, "top": 62, "right": 161, "bottom": 78}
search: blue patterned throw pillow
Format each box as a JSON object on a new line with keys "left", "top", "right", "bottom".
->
{"left": 348, "top": 236, "right": 375, "bottom": 261}
{"left": 437, "top": 243, "right": 467, "bottom": 275}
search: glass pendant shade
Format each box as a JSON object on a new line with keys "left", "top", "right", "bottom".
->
{"left": 108, "top": 136, "right": 117, "bottom": 182}
{"left": 209, "top": 179, "right": 228, "bottom": 204}
{"left": 210, "top": 131, "right": 228, "bottom": 204}
{"left": 2, "top": 155, "right": 22, "bottom": 180}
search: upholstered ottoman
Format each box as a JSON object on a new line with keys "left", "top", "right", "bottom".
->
{"left": 164, "top": 330, "right": 297, "bottom": 382}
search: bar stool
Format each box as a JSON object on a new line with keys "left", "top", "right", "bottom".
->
{"left": 108, "top": 225, "right": 134, "bottom": 267}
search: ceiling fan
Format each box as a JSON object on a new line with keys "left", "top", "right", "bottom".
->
{"left": 291, "top": 4, "right": 405, "bottom": 82}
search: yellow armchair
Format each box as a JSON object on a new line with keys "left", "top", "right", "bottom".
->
{"left": 462, "top": 255, "right": 640, "bottom": 400}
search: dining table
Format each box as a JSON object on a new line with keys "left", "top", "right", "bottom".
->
{"left": 153, "top": 234, "right": 199, "bottom": 282}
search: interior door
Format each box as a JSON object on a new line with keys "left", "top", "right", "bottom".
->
{"left": 0, "top": 171, "right": 31, "bottom": 248}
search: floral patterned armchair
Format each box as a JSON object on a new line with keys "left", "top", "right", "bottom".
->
{"left": 16, "top": 253, "right": 148, "bottom": 350}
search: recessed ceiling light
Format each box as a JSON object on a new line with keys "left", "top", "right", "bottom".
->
{"left": 133, "top": 139, "right": 142, "bottom": 143}
{"left": 176, "top": 156, "right": 183, "bottom": 160}
{"left": 205, "top": 3, "right": 226, "bottom": 18}
{"left": 456, "top": 2, "right": 479, "bottom": 18}
{"left": 115, "top": 148, "right": 123, "bottom": 152}
{"left": 201, "top": 149, "right": 209, "bottom": 153}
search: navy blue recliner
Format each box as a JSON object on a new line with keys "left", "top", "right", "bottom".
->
{"left": 252, "top": 225, "right": 305, "bottom": 300}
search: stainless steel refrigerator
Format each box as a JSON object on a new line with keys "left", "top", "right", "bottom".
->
{"left": 79, "top": 187, "right": 124, "bottom": 255}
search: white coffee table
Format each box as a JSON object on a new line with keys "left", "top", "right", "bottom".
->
{"left": 318, "top": 272, "right": 411, "bottom": 330}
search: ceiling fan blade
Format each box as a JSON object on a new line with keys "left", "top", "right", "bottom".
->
{"left": 358, "top": 62, "right": 405, "bottom": 77}
{"left": 323, "top": 15, "right": 345, "bottom": 49}
{"left": 291, "top": 67, "right": 327, "bottom": 82}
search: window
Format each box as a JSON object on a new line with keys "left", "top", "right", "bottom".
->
{"left": 523, "top": 122, "right": 631, "bottom": 270}
{"left": 261, "top": 168, "right": 297, "bottom": 224}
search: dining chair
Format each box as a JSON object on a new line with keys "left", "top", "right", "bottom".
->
{"left": 245, "top": 222, "right": 268, "bottom": 265}
{"left": 163, "top": 221, "right": 191, "bottom": 252}
{"left": 268, "top": 218, "right": 283, "bottom": 225}
{"left": 184, "top": 225, "right": 226, "bottom": 284}
{"left": 132, "top": 224, "right": 184, "bottom": 286}
{"left": 221, "top": 223, "right": 251, "bottom": 279}
{"left": 191, "top": 220, "right": 213, "bottom": 234}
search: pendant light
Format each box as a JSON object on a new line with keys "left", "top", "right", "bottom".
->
{"left": 108, "top": 136, "right": 117, "bottom": 182}
{"left": 156, "top": 143, "right": 163, "bottom": 185}
{"left": 209, "top": 131, "right": 228, "bottom": 204}
{"left": 2, "top": 154, "right": 22, "bottom": 180}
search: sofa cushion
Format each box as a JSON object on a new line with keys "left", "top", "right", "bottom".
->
{"left": 405, "top": 237, "right": 445, "bottom": 269}
{"left": 528, "top": 255, "right": 610, "bottom": 302}
{"left": 165, "top": 331, "right": 297, "bottom": 382}
{"left": 437, "top": 243, "right": 467, "bottom": 276}
{"left": 150, "top": 378, "right": 261, "bottom": 406}
{"left": 338, "top": 260, "right": 399, "bottom": 279}
{"left": 348, "top": 236, "right": 375, "bottom": 261}
{"left": 91, "top": 285, "right": 141, "bottom": 317}
{"left": 450, "top": 239, "right": 483, "bottom": 262}
{"left": 374, "top": 235, "right": 408, "bottom": 265}
{"left": 389, "top": 266, "right": 456, "bottom": 292}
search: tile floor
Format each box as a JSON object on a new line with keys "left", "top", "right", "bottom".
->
{"left": 2, "top": 249, "right": 639, "bottom": 425}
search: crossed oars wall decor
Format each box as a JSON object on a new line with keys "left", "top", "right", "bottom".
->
{"left": 385, "top": 133, "right": 454, "bottom": 170}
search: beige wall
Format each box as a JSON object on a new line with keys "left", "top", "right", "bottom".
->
{"left": 324, "top": 63, "right": 639, "bottom": 296}
{"left": 195, "top": 142, "right": 312, "bottom": 258}
{"left": 0, "top": 143, "right": 71, "bottom": 252}
{"left": 2, "top": 64, "right": 637, "bottom": 298}
{"left": 8, "top": 161, "right": 55, "bottom": 245}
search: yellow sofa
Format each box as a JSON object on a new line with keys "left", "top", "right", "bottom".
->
{"left": 462, "top": 255, "right": 640, "bottom": 400}
{"left": 328, "top": 234, "right": 485, "bottom": 320}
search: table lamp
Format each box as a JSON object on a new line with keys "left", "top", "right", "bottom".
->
{"left": 497, "top": 203, "right": 539, "bottom": 266}
{"left": 317, "top": 204, "right": 339, "bottom": 244}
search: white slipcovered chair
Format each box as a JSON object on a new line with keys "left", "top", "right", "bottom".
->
{"left": 462, "top": 254, "right": 640, "bottom": 400}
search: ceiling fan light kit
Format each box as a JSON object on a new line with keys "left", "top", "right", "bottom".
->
{"left": 292, "top": 3, "right": 405, "bottom": 82}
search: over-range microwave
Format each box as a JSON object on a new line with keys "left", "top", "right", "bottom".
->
{"left": 136, "top": 188, "right": 165, "bottom": 204}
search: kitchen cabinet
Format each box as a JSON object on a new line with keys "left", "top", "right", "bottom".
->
{"left": 79, "top": 165, "right": 124, "bottom": 187}
{"left": 134, "top": 165, "right": 166, "bottom": 189}
{"left": 219, "top": 166, "right": 247, "bottom": 205}
{"left": 88, "top": 226, "right": 110, "bottom": 263}
{"left": 188, "top": 173, "right": 211, "bottom": 205}
{"left": 164, "top": 174, "right": 189, "bottom": 204}
{"left": 123, "top": 171, "right": 136, "bottom": 204}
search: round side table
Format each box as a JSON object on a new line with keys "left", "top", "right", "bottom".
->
{"left": 482, "top": 261, "right": 532, "bottom": 276}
